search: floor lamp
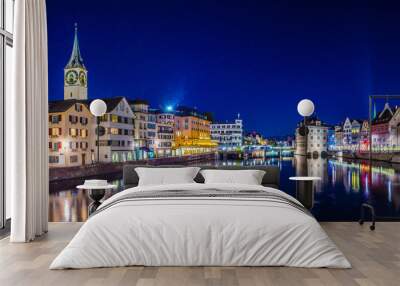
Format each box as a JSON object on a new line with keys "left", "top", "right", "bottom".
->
{"left": 90, "top": 99, "right": 107, "bottom": 163}
{"left": 297, "top": 99, "right": 315, "bottom": 157}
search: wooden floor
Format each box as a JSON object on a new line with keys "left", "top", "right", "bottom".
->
{"left": 0, "top": 222, "right": 399, "bottom": 286}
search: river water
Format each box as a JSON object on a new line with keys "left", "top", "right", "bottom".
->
{"left": 49, "top": 156, "right": 400, "bottom": 222}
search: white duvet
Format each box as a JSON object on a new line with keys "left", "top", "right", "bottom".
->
{"left": 50, "top": 183, "right": 351, "bottom": 269}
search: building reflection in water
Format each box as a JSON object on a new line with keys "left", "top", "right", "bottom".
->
{"left": 293, "top": 155, "right": 328, "bottom": 193}
{"left": 49, "top": 158, "right": 400, "bottom": 222}
{"left": 328, "top": 158, "right": 400, "bottom": 214}
{"left": 49, "top": 180, "right": 121, "bottom": 222}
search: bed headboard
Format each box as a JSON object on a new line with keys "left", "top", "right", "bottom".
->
{"left": 122, "top": 165, "right": 280, "bottom": 189}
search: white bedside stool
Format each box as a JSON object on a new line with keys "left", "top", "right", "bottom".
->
{"left": 77, "top": 183, "right": 117, "bottom": 215}
{"left": 289, "top": 176, "right": 321, "bottom": 210}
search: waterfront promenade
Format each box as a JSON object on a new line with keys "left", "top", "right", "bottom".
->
{"left": 330, "top": 150, "right": 400, "bottom": 164}
{"left": 49, "top": 152, "right": 216, "bottom": 181}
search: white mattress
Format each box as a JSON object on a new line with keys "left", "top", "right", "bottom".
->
{"left": 50, "top": 183, "right": 351, "bottom": 269}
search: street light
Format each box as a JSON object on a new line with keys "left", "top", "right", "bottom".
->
{"left": 90, "top": 99, "right": 107, "bottom": 163}
{"left": 297, "top": 99, "right": 315, "bottom": 157}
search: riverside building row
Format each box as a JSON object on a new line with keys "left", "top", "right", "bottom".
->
{"left": 49, "top": 97, "right": 220, "bottom": 167}
{"left": 295, "top": 102, "right": 400, "bottom": 156}
{"left": 49, "top": 25, "right": 218, "bottom": 167}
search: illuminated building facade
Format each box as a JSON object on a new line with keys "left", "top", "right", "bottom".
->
{"left": 334, "top": 125, "right": 344, "bottom": 151}
{"left": 350, "top": 119, "right": 362, "bottom": 151}
{"left": 48, "top": 100, "right": 93, "bottom": 167}
{"left": 146, "top": 110, "right": 157, "bottom": 158}
{"left": 244, "top": 132, "right": 265, "bottom": 146}
{"left": 97, "top": 97, "right": 135, "bottom": 162}
{"left": 371, "top": 102, "right": 394, "bottom": 152}
{"left": 342, "top": 117, "right": 352, "bottom": 150}
{"left": 130, "top": 99, "right": 150, "bottom": 159}
{"left": 155, "top": 111, "right": 175, "bottom": 157}
{"left": 360, "top": 120, "right": 370, "bottom": 152}
{"left": 327, "top": 127, "right": 336, "bottom": 151}
{"left": 211, "top": 114, "right": 243, "bottom": 150}
{"left": 342, "top": 117, "right": 363, "bottom": 151}
{"left": 49, "top": 27, "right": 93, "bottom": 167}
{"left": 389, "top": 107, "right": 400, "bottom": 151}
{"left": 174, "top": 106, "right": 218, "bottom": 155}
{"left": 295, "top": 117, "right": 329, "bottom": 157}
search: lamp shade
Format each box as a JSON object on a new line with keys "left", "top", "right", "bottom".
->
{"left": 297, "top": 99, "right": 315, "bottom": 117}
{"left": 90, "top": 99, "right": 107, "bottom": 117}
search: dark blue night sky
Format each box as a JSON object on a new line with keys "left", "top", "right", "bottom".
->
{"left": 47, "top": 0, "right": 400, "bottom": 136}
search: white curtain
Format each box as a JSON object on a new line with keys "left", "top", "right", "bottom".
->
{"left": 8, "top": 0, "right": 49, "bottom": 242}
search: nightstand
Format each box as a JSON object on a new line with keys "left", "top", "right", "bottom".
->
{"left": 77, "top": 183, "right": 117, "bottom": 215}
{"left": 289, "top": 176, "right": 321, "bottom": 210}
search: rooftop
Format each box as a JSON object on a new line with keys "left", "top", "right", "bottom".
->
{"left": 129, "top": 99, "right": 149, "bottom": 106}
{"left": 297, "top": 116, "right": 331, "bottom": 128}
{"left": 100, "top": 97, "right": 125, "bottom": 113}
{"left": 175, "top": 106, "right": 210, "bottom": 120}
{"left": 49, "top": 99, "right": 88, "bottom": 113}
{"left": 372, "top": 102, "right": 395, "bottom": 125}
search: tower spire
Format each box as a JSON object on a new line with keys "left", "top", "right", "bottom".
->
{"left": 64, "top": 22, "right": 88, "bottom": 100}
{"left": 65, "top": 23, "right": 85, "bottom": 69}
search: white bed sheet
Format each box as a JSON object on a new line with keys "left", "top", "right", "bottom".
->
{"left": 50, "top": 183, "right": 351, "bottom": 269}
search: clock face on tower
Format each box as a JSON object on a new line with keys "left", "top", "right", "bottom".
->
{"left": 65, "top": 70, "right": 78, "bottom": 85}
{"left": 79, "top": 71, "right": 87, "bottom": 87}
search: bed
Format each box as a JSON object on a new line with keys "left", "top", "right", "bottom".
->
{"left": 50, "top": 165, "right": 350, "bottom": 269}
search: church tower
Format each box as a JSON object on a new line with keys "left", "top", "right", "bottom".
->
{"left": 64, "top": 23, "right": 88, "bottom": 100}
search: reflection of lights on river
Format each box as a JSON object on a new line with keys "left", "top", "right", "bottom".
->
{"left": 50, "top": 158, "right": 400, "bottom": 222}
{"left": 63, "top": 197, "right": 71, "bottom": 222}
{"left": 332, "top": 165, "right": 336, "bottom": 185}
{"left": 352, "top": 170, "right": 360, "bottom": 192}
{"left": 364, "top": 175, "right": 369, "bottom": 199}
{"left": 346, "top": 170, "right": 351, "bottom": 193}
{"left": 330, "top": 160, "right": 394, "bottom": 177}
{"left": 330, "top": 160, "right": 396, "bottom": 192}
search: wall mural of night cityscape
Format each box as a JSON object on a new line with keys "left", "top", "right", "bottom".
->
{"left": 47, "top": 1, "right": 400, "bottom": 222}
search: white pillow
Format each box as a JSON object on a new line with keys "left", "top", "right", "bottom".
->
{"left": 135, "top": 167, "right": 200, "bottom": 186}
{"left": 200, "top": 169, "right": 265, "bottom": 185}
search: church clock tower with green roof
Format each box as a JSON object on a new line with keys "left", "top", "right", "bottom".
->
{"left": 64, "top": 23, "right": 88, "bottom": 100}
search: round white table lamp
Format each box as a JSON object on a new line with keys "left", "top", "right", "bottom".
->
{"left": 90, "top": 99, "right": 107, "bottom": 117}
{"left": 297, "top": 99, "right": 315, "bottom": 117}
{"left": 297, "top": 99, "right": 315, "bottom": 157}
{"left": 90, "top": 99, "right": 107, "bottom": 163}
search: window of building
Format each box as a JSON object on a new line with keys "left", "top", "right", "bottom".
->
{"left": 80, "top": 116, "right": 88, "bottom": 125}
{"left": 81, "top": 129, "right": 88, "bottom": 138}
{"left": 69, "top": 128, "right": 78, "bottom": 137}
{"left": 100, "top": 114, "right": 108, "bottom": 122}
{"left": 49, "top": 114, "right": 62, "bottom": 123}
{"left": 110, "top": 128, "right": 119, "bottom": 135}
{"left": 49, "top": 156, "right": 59, "bottom": 164}
{"left": 70, "top": 155, "right": 78, "bottom": 163}
{"left": 74, "top": 104, "right": 82, "bottom": 112}
{"left": 69, "top": 115, "right": 79, "bottom": 123}
{"left": 49, "top": 127, "right": 62, "bottom": 137}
